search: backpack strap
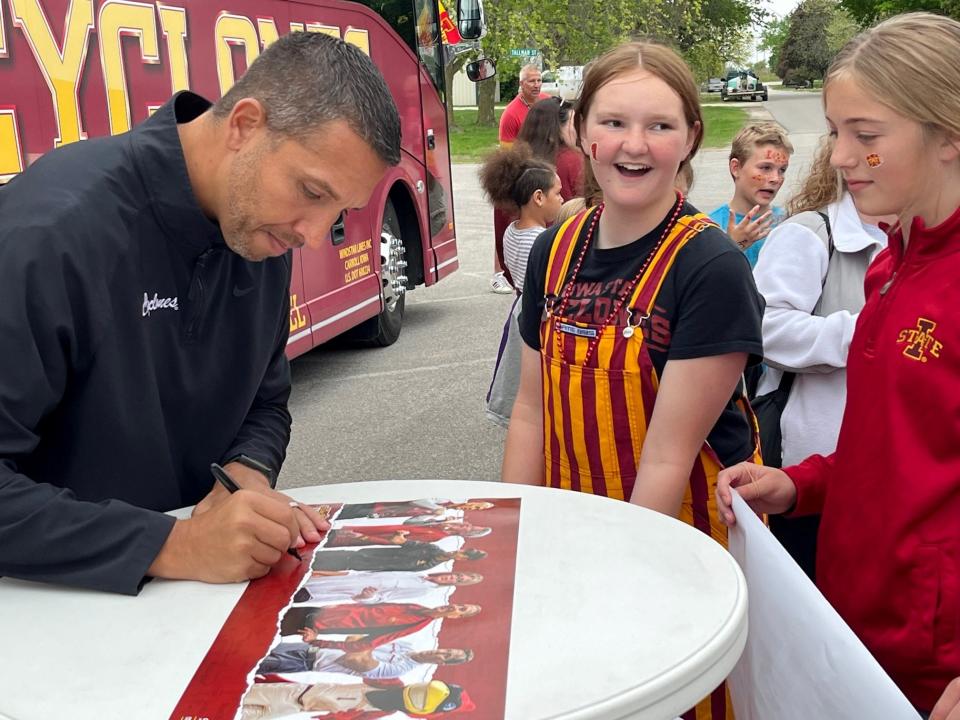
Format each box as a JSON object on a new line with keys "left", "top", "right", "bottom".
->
{"left": 813, "top": 210, "right": 835, "bottom": 316}
{"left": 762, "top": 209, "right": 835, "bottom": 395}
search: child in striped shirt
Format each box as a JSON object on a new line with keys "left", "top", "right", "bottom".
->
{"left": 478, "top": 149, "right": 564, "bottom": 426}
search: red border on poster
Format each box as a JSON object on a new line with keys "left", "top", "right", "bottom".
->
{"left": 169, "top": 547, "right": 323, "bottom": 720}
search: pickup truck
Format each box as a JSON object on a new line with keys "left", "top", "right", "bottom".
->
{"left": 721, "top": 70, "right": 769, "bottom": 102}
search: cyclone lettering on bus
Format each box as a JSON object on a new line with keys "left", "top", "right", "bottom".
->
{"left": 0, "top": 1, "right": 372, "bottom": 174}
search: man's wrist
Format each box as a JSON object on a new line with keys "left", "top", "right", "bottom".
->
{"left": 147, "top": 519, "right": 192, "bottom": 580}
{"left": 224, "top": 454, "right": 277, "bottom": 486}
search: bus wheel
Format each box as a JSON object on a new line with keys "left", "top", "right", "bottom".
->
{"left": 354, "top": 200, "right": 406, "bottom": 347}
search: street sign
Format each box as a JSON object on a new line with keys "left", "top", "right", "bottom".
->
{"left": 510, "top": 48, "right": 538, "bottom": 57}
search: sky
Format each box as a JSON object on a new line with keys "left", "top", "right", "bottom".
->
{"left": 765, "top": 0, "right": 800, "bottom": 19}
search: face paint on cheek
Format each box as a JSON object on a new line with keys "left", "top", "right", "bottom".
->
{"left": 588, "top": 139, "right": 619, "bottom": 165}
{"left": 866, "top": 153, "right": 883, "bottom": 168}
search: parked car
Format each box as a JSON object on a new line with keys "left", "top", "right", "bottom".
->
{"left": 720, "top": 69, "right": 768, "bottom": 102}
{"left": 707, "top": 77, "right": 724, "bottom": 92}
{"left": 540, "top": 65, "right": 584, "bottom": 100}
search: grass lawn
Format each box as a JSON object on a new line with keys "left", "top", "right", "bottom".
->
{"left": 701, "top": 106, "right": 750, "bottom": 148}
{"left": 449, "top": 105, "right": 749, "bottom": 162}
{"left": 449, "top": 108, "right": 504, "bottom": 163}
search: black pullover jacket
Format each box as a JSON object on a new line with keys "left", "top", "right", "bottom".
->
{"left": 0, "top": 92, "right": 292, "bottom": 594}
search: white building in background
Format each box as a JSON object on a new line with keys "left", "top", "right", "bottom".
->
{"left": 450, "top": 68, "right": 503, "bottom": 107}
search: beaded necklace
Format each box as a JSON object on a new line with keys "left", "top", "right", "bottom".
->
{"left": 553, "top": 192, "right": 686, "bottom": 365}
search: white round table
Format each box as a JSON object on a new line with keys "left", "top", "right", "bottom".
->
{"left": 0, "top": 480, "right": 746, "bottom": 720}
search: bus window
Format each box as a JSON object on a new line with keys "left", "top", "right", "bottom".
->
{"left": 414, "top": 0, "right": 444, "bottom": 97}
{"left": 355, "top": 0, "right": 417, "bottom": 53}
{"left": 355, "top": 0, "right": 443, "bottom": 98}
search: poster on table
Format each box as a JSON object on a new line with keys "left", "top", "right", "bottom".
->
{"left": 170, "top": 497, "right": 521, "bottom": 720}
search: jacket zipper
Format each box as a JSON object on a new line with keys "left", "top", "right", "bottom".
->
{"left": 186, "top": 248, "right": 213, "bottom": 341}
{"left": 864, "top": 264, "right": 903, "bottom": 357}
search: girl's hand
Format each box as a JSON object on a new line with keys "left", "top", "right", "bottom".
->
{"left": 716, "top": 462, "right": 797, "bottom": 526}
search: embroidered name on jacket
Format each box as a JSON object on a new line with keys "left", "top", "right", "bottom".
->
{"left": 897, "top": 317, "right": 943, "bottom": 362}
{"left": 142, "top": 292, "right": 179, "bottom": 317}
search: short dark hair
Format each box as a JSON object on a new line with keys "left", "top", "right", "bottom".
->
{"left": 213, "top": 32, "right": 400, "bottom": 165}
{"left": 461, "top": 548, "right": 487, "bottom": 560}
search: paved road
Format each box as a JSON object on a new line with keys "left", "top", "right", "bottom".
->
{"left": 278, "top": 89, "right": 825, "bottom": 490}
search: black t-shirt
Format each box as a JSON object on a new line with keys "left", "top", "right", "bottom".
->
{"left": 519, "top": 203, "right": 764, "bottom": 466}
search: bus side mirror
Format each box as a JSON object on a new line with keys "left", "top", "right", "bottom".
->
{"left": 457, "top": 0, "right": 486, "bottom": 40}
{"left": 465, "top": 58, "right": 497, "bottom": 82}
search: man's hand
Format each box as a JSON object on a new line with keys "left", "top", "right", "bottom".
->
{"left": 932, "top": 677, "right": 960, "bottom": 720}
{"left": 193, "top": 461, "right": 328, "bottom": 543}
{"left": 727, "top": 205, "right": 773, "bottom": 251}
{"left": 148, "top": 490, "right": 303, "bottom": 583}
{"left": 299, "top": 627, "right": 318, "bottom": 643}
{"left": 716, "top": 462, "right": 797, "bottom": 526}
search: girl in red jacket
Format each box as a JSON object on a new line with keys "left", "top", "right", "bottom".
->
{"left": 718, "top": 12, "right": 960, "bottom": 718}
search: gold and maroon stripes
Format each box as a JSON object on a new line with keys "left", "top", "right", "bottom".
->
{"left": 538, "top": 209, "right": 742, "bottom": 720}
{"left": 629, "top": 214, "right": 714, "bottom": 317}
{"left": 544, "top": 209, "right": 592, "bottom": 296}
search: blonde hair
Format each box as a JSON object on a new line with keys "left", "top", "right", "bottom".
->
{"left": 825, "top": 13, "right": 960, "bottom": 141}
{"left": 555, "top": 197, "right": 588, "bottom": 225}
{"left": 576, "top": 41, "right": 704, "bottom": 189}
{"left": 787, "top": 135, "right": 843, "bottom": 215}
{"left": 729, "top": 122, "right": 794, "bottom": 176}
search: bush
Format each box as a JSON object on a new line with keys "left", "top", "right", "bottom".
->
{"left": 782, "top": 68, "right": 816, "bottom": 87}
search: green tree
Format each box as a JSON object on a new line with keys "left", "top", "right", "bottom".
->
{"left": 469, "top": 0, "right": 766, "bottom": 124}
{"left": 826, "top": 6, "right": 860, "bottom": 55}
{"left": 776, "top": 0, "right": 855, "bottom": 83}
{"left": 840, "top": 0, "right": 960, "bottom": 23}
{"left": 759, "top": 15, "right": 790, "bottom": 74}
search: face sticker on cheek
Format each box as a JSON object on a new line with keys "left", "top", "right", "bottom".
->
{"left": 866, "top": 153, "right": 883, "bottom": 168}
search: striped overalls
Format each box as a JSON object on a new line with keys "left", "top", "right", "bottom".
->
{"left": 540, "top": 206, "right": 759, "bottom": 720}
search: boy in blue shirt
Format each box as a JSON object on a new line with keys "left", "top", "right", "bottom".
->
{"left": 709, "top": 122, "right": 793, "bottom": 266}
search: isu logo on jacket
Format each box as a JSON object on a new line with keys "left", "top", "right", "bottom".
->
{"left": 897, "top": 317, "right": 943, "bottom": 362}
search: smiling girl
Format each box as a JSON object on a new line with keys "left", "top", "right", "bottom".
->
{"left": 501, "top": 40, "right": 764, "bottom": 719}
{"left": 718, "top": 13, "right": 960, "bottom": 717}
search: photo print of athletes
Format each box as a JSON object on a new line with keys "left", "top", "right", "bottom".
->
{"left": 238, "top": 497, "right": 521, "bottom": 719}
